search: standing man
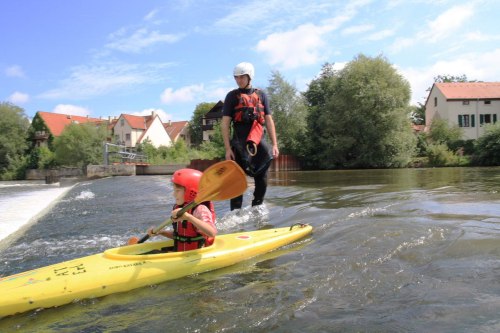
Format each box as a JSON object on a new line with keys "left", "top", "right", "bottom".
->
{"left": 221, "top": 62, "right": 279, "bottom": 210}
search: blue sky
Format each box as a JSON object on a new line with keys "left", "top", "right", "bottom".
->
{"left": 1, "top": 0, "right": 499, "bottom": 122}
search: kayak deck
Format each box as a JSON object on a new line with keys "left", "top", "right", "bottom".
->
{"left": 0, "top": 224, "right": 312, "bottom": 318}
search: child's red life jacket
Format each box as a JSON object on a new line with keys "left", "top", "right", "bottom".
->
{"left": 172, "top": 202, "right": 216, "bottom": 252}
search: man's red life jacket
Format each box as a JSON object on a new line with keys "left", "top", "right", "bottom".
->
{"left": 172, "top": 202, "right": 216, "bottom": 252}
{"left": 233, "top": 89, "right": 265, "bottom": 156}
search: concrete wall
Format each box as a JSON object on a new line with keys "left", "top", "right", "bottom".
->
{"left": 25, "top": 168, "right": 84, "bottom": 181}
{"left": 86, "top": 164, "right": 136, "bottom": 179}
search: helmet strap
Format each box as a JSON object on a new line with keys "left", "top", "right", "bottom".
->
{"left": 245, "top": 75, "right": 252, "bottom": 89}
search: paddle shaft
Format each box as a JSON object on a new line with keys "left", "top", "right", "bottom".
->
{"left": 137, "top": 200, "right": 198, "bottom": 244}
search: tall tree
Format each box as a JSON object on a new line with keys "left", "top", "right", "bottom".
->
{"left": 0, "top": 102, "right": 30, "bottom": 179}
{"left": 433, "top": 74, "right": 471, "bottom": 83}
{"left": 189, "top": 102, "right": 216, "bottom": 146}
{"left": 305, "top": 55, "right": 416, "bottom": 169}
{"left": 303, "top": 63, "right": 337, "bottom": 167}
{"left": 53, "top": 122, "right": 108, "bottom": 168}
{"left": 266, "top": 71, "right": 308, "bottom": 156}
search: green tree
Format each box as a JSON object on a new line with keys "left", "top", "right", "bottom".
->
{"left": 197, "top": 121, "right": 225, "bottom": 159}
{"left": 433, "top": 74, "right": 471, "bottom": 83}
{"left": 304, "top": 55, "right": 416, "bottom": 169}
{"left": 303, "top": 63, "right": 337, "bottom": 168}
{"left": 190, "top": 102, "right": 216, "bottom": 146}
{"left": 0, "top": 102, "right": 30, "bottom": 180}
{"left": 473, "top": 123, "right": 500, "bottom": 165}
{"left": 266, "top": 71, "right": 308, "bottom": 156}
{"left": 427, "top": 118, "right": 462, "bottom": 147}
{"left": 409, "top": 102, "right": 425, "bottom": 125}
{"left": 53, "top": 123, "right": 108, "bottom": 168}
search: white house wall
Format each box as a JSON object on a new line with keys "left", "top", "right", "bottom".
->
{"left": 139, "top": 117, "right": 172, "bottom": 148}
{"left": 425, "top": 88, "right": 448, "bottom": 126}
{"left": 454, "top": 100, "right": 500, "bottom": 140}
{"left": 114, "top": 117, "right": 133, "bottom": 146}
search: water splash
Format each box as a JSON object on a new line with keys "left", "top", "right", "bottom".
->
{"left": 75, "top": 190, "right": 95, "bottom": 200}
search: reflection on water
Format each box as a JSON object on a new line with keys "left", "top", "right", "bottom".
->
{"left": 1, "top": 167, "right": 500, "bottom": 332}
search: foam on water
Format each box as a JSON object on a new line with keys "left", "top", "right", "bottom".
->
{"left": 0, "top": 183, "right": 74, "bottom": 243}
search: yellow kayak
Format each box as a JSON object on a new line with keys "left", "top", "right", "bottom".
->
{"left": 0, "top": 224, "right": 312, "bottom": 318}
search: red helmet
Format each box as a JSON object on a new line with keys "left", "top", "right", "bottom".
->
{"left": 171, "top": 168, "right": 202, "bottom": 203}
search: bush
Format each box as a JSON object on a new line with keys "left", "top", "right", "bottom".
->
{"left": 472, "top": 123, "right": 500, "bottom": 166}
{"left": 426, "top": 143, "right": 460, "bottom": 167}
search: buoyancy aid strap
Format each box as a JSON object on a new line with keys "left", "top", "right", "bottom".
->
{"left": 172, "top": 234, "right": 206, "bottom": 243}
{"left": 233, "top": 90, "right": 265, "bottom": 124}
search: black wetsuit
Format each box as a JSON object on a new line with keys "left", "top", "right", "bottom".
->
{"left": 223, "top": 88, "right": 273, "bottom": 210}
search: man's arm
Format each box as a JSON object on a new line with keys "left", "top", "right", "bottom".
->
{"left": 221, "top": 116, "right": 234, "bottom": 160}
{"left": 265, "top": 115, "right": 279, "bottom": 158}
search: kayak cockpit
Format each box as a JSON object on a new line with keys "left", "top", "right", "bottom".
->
{"left": 103, "top": 240, "right": 217, "bottom": 260}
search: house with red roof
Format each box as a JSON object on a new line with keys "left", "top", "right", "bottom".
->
{"left": 31, "top": 111, "right": 108, "bottom": 147}
{"left": 164, "top": 120, "right": 190, "bottom": 145}
{"left": 425, "top": 82, "right": 500, "bottom": 140}
{"left": 112, "top": 111, "right": 172, "bottom": 148}
{"left": 202, "top": 101, "right": 223, "bottom": 141}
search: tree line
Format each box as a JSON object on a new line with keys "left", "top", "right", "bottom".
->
{"left": 2, "top": 54, "right": 500, "bottom": 180}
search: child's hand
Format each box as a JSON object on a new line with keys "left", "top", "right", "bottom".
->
{"left": 147, "top": 227, "right": 156, "bottom": 236}
{"left": 171, "top": 208, "right": 185, "bottom": 221}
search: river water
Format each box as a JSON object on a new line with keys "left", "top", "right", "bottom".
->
{"left": 0, "top": 167, "right": 499, "bottom": 332}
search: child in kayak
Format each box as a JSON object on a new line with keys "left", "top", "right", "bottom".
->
{"left": 147, "top": 168, "right": 217, "bottom": 252}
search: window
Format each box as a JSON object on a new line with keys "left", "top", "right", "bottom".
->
{"left": 126, "top": 133, "right": 131, "bottom": 141}
{"left": 462, "top": 100, "right": 469, "bottom": 105}
{"left": 479, "top": 114, "right": 498, "bottom": 126}
{"left": 120, "top": 118, "right": 125, "bottom": 126}
{"left": 484, "top": 100, "right": 491, "bottom": 105}
{"left": 458, "top": 114, "right": 475, "bottom": 127}
{"left": 434, "top": 97, "right": 437, "bottom": 107}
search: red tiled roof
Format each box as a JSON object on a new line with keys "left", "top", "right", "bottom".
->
{"left": 435, "top": 82, "right": 500, "bottom": 100}
{"left": 164, "top": 121, "right": 188, "bottom": 141}
{"left": 122, "top": 114, "right": 152, "bottom": 130}
{"left": 37, "top": 111, "right": 105, "bottom": 136}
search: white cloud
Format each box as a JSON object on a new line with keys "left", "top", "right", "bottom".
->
{"left": 8, "top": 91, "right": 29, "bottom": 104}
{"left": 400, "top": 48, "right": 500, "bottom": 105}
{"left": 425, "top": 4, "right": 474, "bottom": 42}
{"left": 5, "top": 65, "right": 25, "bottom": 78}
{"left": 342, "top": 24, "right": 374, "bottom": 35}
{"left": 39, "top": 62, "right": 171, "bottom": 100}
{"left": 366, "top": 29, "right": 396, "bottom": 41}
{"left": 52, "top": 104, "right": 91, "bottom": 117}
{"left": 144, "top": 9, "right": 159, "bottom": 21}
{"left": 255, "top": 1, "right": 369, "bottom": 69}
{"left": 256, "top": 24, "right": 329, "bottom": 70}
{"left": 160, "top": 84, "right": 205, "bottom": 104}
{"left": 106, "top": 28, "right": 184, "bottom": 53}
{"left": 133, "top": 108, "right": 172, "bottom": 122}
{"left": 390, "top": 3, "right": 475, "bottom": 52}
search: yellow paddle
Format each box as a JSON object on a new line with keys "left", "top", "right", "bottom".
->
{"left": 127, "top": 160, "right": 247, "bottom": 245}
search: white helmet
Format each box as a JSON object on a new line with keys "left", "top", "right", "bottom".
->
{"left": 233, "top": 62, "right": 254, "bottom": 80}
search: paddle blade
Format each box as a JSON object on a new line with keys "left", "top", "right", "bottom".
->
{"left": 196, "top": 160, "right": 247, "bottom": 203}
{"left": 127, "top": 236, "right": 139, "bottom": 245}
